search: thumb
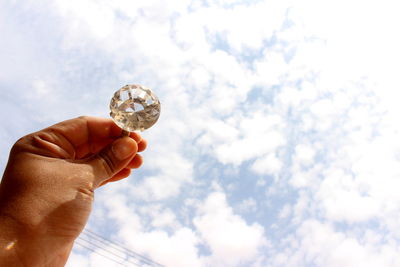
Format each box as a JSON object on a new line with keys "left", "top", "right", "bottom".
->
{"left": 89, "top": 137, "right": 138, "bottom": 185}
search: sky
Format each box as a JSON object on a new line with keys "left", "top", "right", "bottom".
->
{"left": 1, "top": 0, "right": 400, "bottom": 266}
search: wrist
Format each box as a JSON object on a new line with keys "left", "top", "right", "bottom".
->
{"left": 0, "top": 213, "right": 23, "bottom": 266}
{"left": 0, "top": 212, "right": 73, "bottom": 267}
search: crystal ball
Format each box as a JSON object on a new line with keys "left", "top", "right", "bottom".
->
{"left": 110, "top": 84, "right": 161, "bottom": 132}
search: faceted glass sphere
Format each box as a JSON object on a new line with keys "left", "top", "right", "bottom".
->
{"left": 110, "top": 84, "right": 161, "bottom": 132}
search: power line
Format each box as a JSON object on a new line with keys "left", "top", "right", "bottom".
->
{"left": 75, "top": 240, "right": 128, "bottom": 267}
{"left": 75, "top": 228, "right": 164, "bottom": 267}
{"left": 82, "top": 229, "right": 163, "bottom": 266}
{"left": 76, "top": 234, "right": 147, "bottom": 266}
{"left": 77, "top": 236, "right": 132, "bottom": 266}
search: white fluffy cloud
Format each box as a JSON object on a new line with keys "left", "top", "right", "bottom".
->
{"left": 269, "top": 219, "right": 400, "bottom": 267}
{"left": 2, "top": 0, "right": 400, "bottom": 266}
{"left": 251, "top": 152, "right": 282, "bottom": 176}
{"left": 194, "top": 192, "right": 267, "bottom": 266}
{"left": 131, "top": 151, "right": 194, "bottom": 201}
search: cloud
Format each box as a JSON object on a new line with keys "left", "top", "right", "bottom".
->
{"left": 131, "top": 150, "right": 193, "bottom": 201}
{"left": 282, "top": 219, "right": 400, "bottom": 267}
{"left": 200, "top": 111, "right": 286, "bottom": 166}
{"left": 316, "top": 168, "right": 380, "bottom": 223}
{"left": 124, "top": 228, "right": 203, "bottom": 267}
{"left": 237, "top": 197, "right": 258, "bottom": 213}
{"left": 251, "top": 152, "right": 283, "bottom": 176}
{"left": 194, "top": 191, "right": 267, "bottom": 266}
{"left": 201, "top": 1, "right": 288, "bottom": 53}
{"left": 2, "top": 0, "right": 400, "bottom": 266}
{"left": 293, "top": 144, "right": 316, "bottom": 167}
{"left": 65, "top": 252, "right": 89, "bottom": 267}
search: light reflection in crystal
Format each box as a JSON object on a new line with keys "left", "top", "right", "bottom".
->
{"left": 110, "top": 84, "right": 161, "bottom": 132}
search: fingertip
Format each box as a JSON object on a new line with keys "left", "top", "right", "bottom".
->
{"left": 116, "top": 168, "right": 132, "bottom": 180}
{"left": 128, "top": 132, "right": 146, "bottom": 152}
{"left": 138, "top": 139, "right": 147, "bottom": 152}
{"left": 127, "top": 154, "right": 143, "bottom": 169}
{"left": 129, "top": 132, "right": 142, "bottom": 143}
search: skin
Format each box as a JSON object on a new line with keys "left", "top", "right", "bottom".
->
{"left": 0, "top": 116, "right": 147, "bottom": 266}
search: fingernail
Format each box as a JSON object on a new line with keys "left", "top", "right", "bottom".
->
{"left": 112, "top": 138, "right": 137, "bottom": 160}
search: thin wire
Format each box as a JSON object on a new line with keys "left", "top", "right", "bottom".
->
{"left": 80, "top": 231, "right": 140, "bottom": 263}
{"left": 82, "top": 229, "right": 164, "bottom": 267}
{"left": 76, "top": 229, "right": 164, "bottom": 267}
{"left": 77, "top": 237, "right": 151, "bottom": 267}
{"left": 82, "top": 229, "right": 161, "bottom": 266}
{"left": 75, "top": 240, "right": 128, "bottom": 267}
{"left": 78, "top": 236, "right": 134, "bottom": 266}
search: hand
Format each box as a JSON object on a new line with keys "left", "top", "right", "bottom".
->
{"left": 0, "top": 116, "right": 147, "bottom": 266}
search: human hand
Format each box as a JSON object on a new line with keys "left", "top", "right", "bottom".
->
{"left": 0, "top": 116, "right": 147, "bottom": 266}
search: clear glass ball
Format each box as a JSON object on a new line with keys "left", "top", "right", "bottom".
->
{"left": 110, "top": 84, "right": 161, "bottom": 132}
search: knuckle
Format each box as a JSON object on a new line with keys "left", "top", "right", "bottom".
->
{"left": 97, "top": 151, "right": 116, "bottom": 177}
{"left": 10, "top": 135, "right": 34, "bottom": 154}
{"left": 76, "top": 187, "right": 95, "bottom": 201}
